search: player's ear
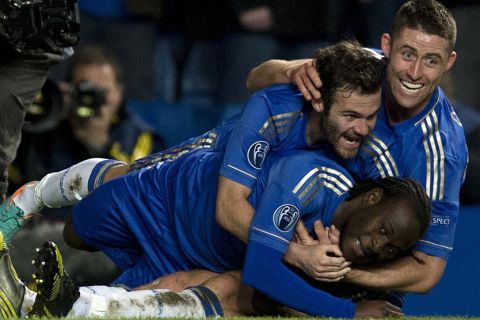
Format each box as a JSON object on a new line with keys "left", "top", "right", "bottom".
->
{"left": 311, "top": 98, "right": 324, "bottom": 113}
{"left": 381, "top": 33, "right": 391, "bottom": 58}
{"left": 364, "top": 187, "right": 383, "bottom": 206}
{"left": 445, "top": 50, "right": 457, "bottom": 72}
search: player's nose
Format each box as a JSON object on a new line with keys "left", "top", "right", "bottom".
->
{"left": 354, "top": 119, "right": 370, "bottom": 137}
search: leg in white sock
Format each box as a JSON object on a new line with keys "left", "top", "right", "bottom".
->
{"left": 68, "top": 286, "right": 221, "bottom": 318}
{"left": 0, "top": 159, "right": 124, "bottom": 243}
{"left": 35, "top": 158, "right": 125, "bottom": 208}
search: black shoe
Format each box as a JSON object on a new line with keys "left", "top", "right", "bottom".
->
{"left": 0, "top": 232, "right": 25, "bottom": 318}
{"left": 28, "top": 241, "right": 79, "bottom": 317}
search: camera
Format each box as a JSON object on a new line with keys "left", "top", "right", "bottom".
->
{"left": 71, "top": 81, "right": 106, "bottom": 119}
{"left": 0, "top": 0, "right": 80, "bottom": 53}
{"left": 24, "top": 79, "right": 106, "bottom": 133}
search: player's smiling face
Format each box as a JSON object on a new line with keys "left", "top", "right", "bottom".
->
{"left": 339, "top": 197, "right": 421, "bottom": 265}
{"left": 323, "top": 89, "right": 380, "bottom": 159}
{"left": 381, "top": 27, "right": 456, "bottom": 119}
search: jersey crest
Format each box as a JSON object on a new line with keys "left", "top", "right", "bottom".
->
{"left": 247, "top": 141, "right": 269, "bottom": 169}
{"left": 273, "top": 204, "right": 299, "bottom": 232}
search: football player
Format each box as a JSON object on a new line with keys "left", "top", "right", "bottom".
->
{"left": 242, "top": 0, "right": 467, "bottom": 295}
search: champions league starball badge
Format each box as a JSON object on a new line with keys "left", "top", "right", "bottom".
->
{"left": 247, "top": 141, "right": 269, "bottom": 169}
{"left": 273, "top": 204, "right": 299, "bottom": 232}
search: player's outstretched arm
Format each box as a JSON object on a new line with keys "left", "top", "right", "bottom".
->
{"left": 246, "top": 58, "right": 322, "bottom": 101}
{"left": 215, "top": 176, "right": 255, "bottom": 243}
{"left": 216, "top": 178, "right": 351, "bottom": 281}
{"left": 345, "top": 250, "right": 446, "bottom": 293}
{"left": 246, "top": 59, "right": 311, "bottom": 91}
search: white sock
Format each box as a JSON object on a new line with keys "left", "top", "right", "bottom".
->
{"left": 20, "top": 286, "right": 36, "bottom": 317}
{"left": 34, "top": 158, "right": 125, "bottom": 208}
{"left": 69, "top": 286, "right": 206, "bottom": 318}
{"left": 69, "top": 286, "right": 139, "bottom": 317}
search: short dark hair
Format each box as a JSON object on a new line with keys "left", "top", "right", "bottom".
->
{"left": 313, "top": 40, "right": 386, "bottom": 113}
{"left": 348, "top": 177, "right": 432, "bottom": 239}
{"left": 392, "top": 0, "right": 456, "bottom": 52}
{"left": 66, "top": 45, "right": 122, "bottom": 83}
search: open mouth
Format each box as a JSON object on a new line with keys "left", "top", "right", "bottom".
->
{"left": 341, "top": 134, "right": 361, "bottom": 148}
{"left": 400, "top": 79, "right": 424, "bottom": 93}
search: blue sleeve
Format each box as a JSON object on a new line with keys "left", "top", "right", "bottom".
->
{"left": 247, "top": 153, "right": 352, "bottom": 253}
{"left": 219, "top": 86, "right": 303, "bottom": 188}
{"left": 413, "top": 152, "right": 465, "bottom": 260}
{"left": 242, "top": 241, "right": 355, "bottom": 318}
{"left": 405, "top": 112, "right": 468, "bottom": 259}
{"left": 219, "top": 91, "right": 274, "bottom": 188}
{"left": 242, "top": 153, "right": 354, "bottom": 316}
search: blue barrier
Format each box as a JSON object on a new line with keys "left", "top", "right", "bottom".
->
{"left": 127, "top": 100, "right": 243, "bottom": 147}
{"left": 404, "top": 206, "right": 480, "bottom": 316}
{"left": 127, "top": 100, "right": 220, "bottom": 147}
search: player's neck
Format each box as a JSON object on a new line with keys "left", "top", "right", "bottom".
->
{"left": 306, "top": 110, "right": 325, "bottom": 146}
{"left": 385, "top": 94, "right": 426, "bottom": 125}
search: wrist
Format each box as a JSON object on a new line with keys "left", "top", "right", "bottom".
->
{"left": 342, "top": 268, "right": 359, "bottom": 283}
{"left": 284, "top": 242, "right": 303, "bottom": 268}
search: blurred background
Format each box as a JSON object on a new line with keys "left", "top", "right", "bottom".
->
{"left": 6, "top": 0, "right": 480, "bottom": 316}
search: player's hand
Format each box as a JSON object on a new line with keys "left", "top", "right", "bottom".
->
{"left": 293, "top": 220, "right": 317, "bottom": 245}
{"left": 355, "top": 300, "right": 403, "bottom": 318}
{"left": 293, "top": 220, "right": 340, "bottom": 246}
{"left": 290, "top": 220, "right": 351, "bottom": 282}
{"left": 297, "top": 243, "right": 351, "bottom": 282}
{"left": 328, "top": 224, "right": 341, "bottom": 244}
{"left": 287, "top": 60, "right": 322, "bottom": 101}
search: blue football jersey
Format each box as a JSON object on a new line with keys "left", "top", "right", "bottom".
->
{"left": 171, "top": 146, "right": 352, "bottom": 272}
{"left": 347, "top": 87, "right": 468, "bottom": 260}
{"left": 72, "top": 144, "right": 357, "bottom": 317}
{"left": 219, "top": 84, "right": 312, "bottom": 188}
{"left": 242, "top": 147, "right": 357, "bottom": 317}
{"left": 130, "top": 84, "right": 312, "bottom": 188}
{"left": 173, "top": 146, "right": 357, "bottom": 317}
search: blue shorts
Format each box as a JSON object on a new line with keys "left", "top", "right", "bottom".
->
{"left": 72, "top": 167, "right": 193, "bottom": 287}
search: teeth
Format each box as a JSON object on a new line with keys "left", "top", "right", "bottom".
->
{"left": 355, "top": 238, "right": 360, "bottom": 247}
{"left": 343, "top": 136, "right": 359, "bottom": 145}
{"left": 400, "top": 80, "right": 423, "bottom": 91}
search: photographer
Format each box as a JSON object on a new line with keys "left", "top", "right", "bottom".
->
{"left": 0, "top": 0, "right": 79, "bottom": 201}
{"left": 8, "top": 45, "right": 165, "bottom": 286}
{"left": 9, "top": 45, "right": 165, "bottom": 194}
